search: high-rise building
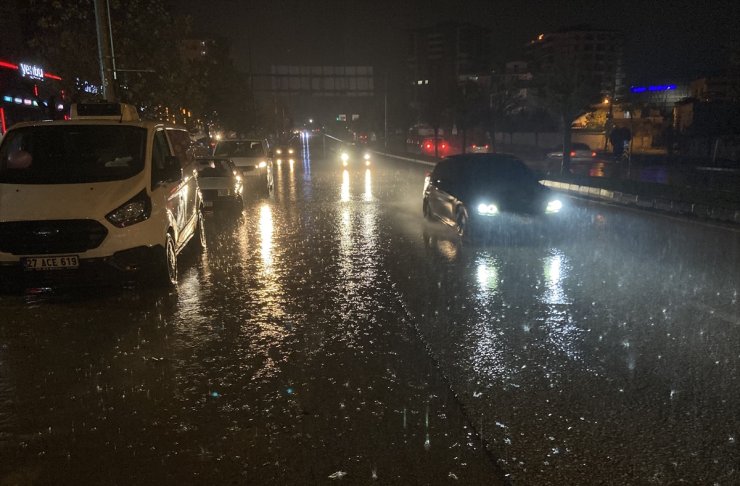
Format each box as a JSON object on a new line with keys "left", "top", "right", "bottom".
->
{"left": 407, "top": 21, "right": 491, "bottom": 95}
{"left": 526, "top": 25, "right": 625, "bottom": 99}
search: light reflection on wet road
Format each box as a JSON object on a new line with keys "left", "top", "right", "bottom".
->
{"left": 1, "top": 140, "right": 739, "bottom": 485}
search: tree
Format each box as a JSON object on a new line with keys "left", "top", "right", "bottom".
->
{"left": 533, "top": 58, "right": 601, "bottom": 173}
{"left": 421, "top": 64, "right": 454, "bottom": 157}
{"left": 27, "top": 0, "right": 204, "bottom": 124}
{"left": 453, "top": 80, "right": 486, "bottom": 154}
{"left": 485, "top": 74, "right": 524, "bottom": 152}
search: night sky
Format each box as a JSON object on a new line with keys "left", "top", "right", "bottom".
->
{"left": 174, "top": 0, "right": 740, "bottom": 83}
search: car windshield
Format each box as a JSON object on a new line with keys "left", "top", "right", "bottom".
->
{"left": 0, "top": 125, "right": 146, "bottom": 184}
{"left": 457, "top": 158, "right": 539, "bottom": 187}
{"left": 214, "top": 140, "right": 264, "bottom": 157}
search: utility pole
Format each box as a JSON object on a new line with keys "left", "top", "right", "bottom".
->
{"left": 384, "top": 71, "right": 388, "bottom": 149}
{"left": 94, "top": 0, "right": 116, "bottom": 102}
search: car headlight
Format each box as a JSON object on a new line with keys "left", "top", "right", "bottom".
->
{"left": 477, "top": 203, "right": 499, "bottom": 215}
{"left": 363, "top": 153, "right": 370, "bottom": 160}
{"left": 340, "top": 152, "right": 349, "bottom": 162}
{"left": 546, "top": 199, "right": 563, "bottom": 213}
{"left": 288, "top": 148, "right": 294, "bottom": 154}
{"left": 276, "top": 149, "right": 282, "bottom": 155}
{"left": 258, "top": 161, "right": 267, "bottom": 168}
{"left": 106, "top": 190, "right": 151, "bottom": 227}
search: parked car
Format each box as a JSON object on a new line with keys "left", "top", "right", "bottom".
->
{"left": 0, "top": 102, "right": 205, "bottom": 290}
{"left": 422, "top": 154, "right": 564, "bottom": 238}
{"left": 195, "top": 157, "right": 243, "bottom": 211}
{"left": 338, "top": 144, "right": 371, "bottom": 168}
{"left": 213, "top": 139, "right": 273, "bottom": 196}
{"left": 546, "top": 142, "right": 597, "bottom": 160}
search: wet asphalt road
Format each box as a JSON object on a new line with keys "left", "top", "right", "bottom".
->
{"left": 1, "top": 141, "right": 739, "bottom": 485}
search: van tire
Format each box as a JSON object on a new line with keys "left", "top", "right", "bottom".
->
{"left": 193, "top": 210, "right": 206, "bottom": 251}
{"left": 153, "top": 233, "right": 177, "bottom": 286}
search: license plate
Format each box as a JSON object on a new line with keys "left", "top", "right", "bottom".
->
{"left": 23, "top": 255, "right": 79, "bottom": 271}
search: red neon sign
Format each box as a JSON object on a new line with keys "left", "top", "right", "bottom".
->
{"left": 0, "top": 59, "right": 62, "bottom": 80}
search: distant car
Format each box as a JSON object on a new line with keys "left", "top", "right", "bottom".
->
{"left": 546, "top": 143, "right": 596, "bottom": 160}
{"left": 356, "top": 131, "right": 375, "bottom": 145}
{"left": 420, "top": 137, "right": 451, "bottom": 157}
{"left": 213, "top": 139, "right": 273, "bottom": 195}
{"left": 422, "top": 154, "right": 564, "bottom": 238}
{"left": 272, "top": 137, "right": 299, "bottom": 164}
{"left": 195, "top": 157, "right": 243, "bottom": 211}
{"left": 338, "top": 144, "right": 371, "bottom": 168}
{"left": 467, "top": 141, "right": 492, "bottom": 153}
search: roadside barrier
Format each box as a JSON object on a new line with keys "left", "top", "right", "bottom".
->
{"left": 373, "top": 149, "right": 740, "bottom": 226}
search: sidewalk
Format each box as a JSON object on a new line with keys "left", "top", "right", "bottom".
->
{"left": 371, "top": 144, "right": 740, "bottom": 226}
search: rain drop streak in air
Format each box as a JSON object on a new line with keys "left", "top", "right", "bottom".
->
{"left": 1, "top": 137, "right": 738, "bottom": 485}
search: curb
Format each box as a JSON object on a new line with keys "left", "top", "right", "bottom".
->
{"left": 372, "top": 150, "right": 436, "bottom": 166}
{"left": 372, "top": 149, "right": 740, "bottom": 226}
{"left": 541, "top": 180, "right": 740, "bottom": 225}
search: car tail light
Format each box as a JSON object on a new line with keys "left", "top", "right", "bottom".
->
{"left": 591, "top": 151, "right": 597, "bottom": 157}
{"left": 441, "top": 143, "right": 447, "bottom": 149}
{"left": 570, "top": 151, "right": 576, "bottom": 157}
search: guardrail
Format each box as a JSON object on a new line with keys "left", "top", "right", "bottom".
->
{"left": 372, "top": 149, "right": 740, "bottom": 226}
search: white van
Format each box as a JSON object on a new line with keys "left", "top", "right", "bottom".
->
{"left": 0, "top": 103, "right": 204, "bottom": 290}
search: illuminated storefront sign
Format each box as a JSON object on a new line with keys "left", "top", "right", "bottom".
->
{"left": 630, "top": 85, "right": 677, "bottom": 93}
{"left": 19, "top": 63, "right": 45, "bottom": 81}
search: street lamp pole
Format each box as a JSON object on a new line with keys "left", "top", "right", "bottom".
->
{"left": 384, "top": 71, "right": 388, "bottom": 149}
{"left": 93, "top": 0, "right": 116, "bottom": 102}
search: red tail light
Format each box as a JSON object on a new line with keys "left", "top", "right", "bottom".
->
{"left": 485, "top": 145, "right": 489, "bottom": 149}
{"left": 441, "top": 143, "right": 447, "bottom": 149}
{"left": 591, "top": 151, "right": 597, "bottom": 157}
{"left": 570, "top": 151, "right": 576, "bottom": 157}
{"left": 472, "top": 144, "right": 477, "bottom": 148}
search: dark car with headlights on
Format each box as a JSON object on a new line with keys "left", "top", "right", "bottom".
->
{"left": 195, "top": 157, "right": 243, "bottom": 211}
{"left": 273, "top": 136, "right": 300, "bottom": 165}
{"left": 338, "top": 144, "right": 371, "bottom": 168}
{"left": 422, "top": 154, "right": 564, "bottom": 238}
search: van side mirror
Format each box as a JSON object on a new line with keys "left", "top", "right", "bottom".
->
{"left": 163, "top": 155, "right": 182, "bottom": 182}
